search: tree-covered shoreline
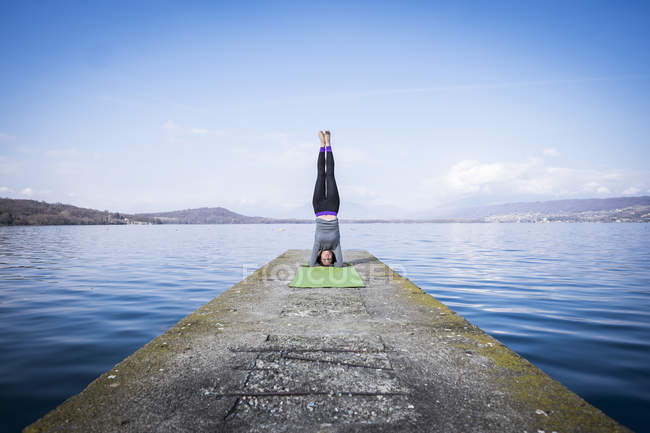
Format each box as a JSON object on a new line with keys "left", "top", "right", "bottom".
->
{"left": 0, "top": 198, "right": 162, "bottom": 226}
{"left": 2, "top": 196, "right": 649, "bottom": 226}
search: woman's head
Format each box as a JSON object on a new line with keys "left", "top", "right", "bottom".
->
{"left": 318, "top": 249, "right": 335, "bottom": 266}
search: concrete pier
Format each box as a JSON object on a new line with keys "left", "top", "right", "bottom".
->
{"left": 25, "top": 250, "right": 631, "bottom": 432}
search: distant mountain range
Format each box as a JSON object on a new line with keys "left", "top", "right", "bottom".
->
{"left": 439, "top": 196, "right": 650, "bottom": 221}
{"left": 134, "top": 207, "right": 308, "bottom": 224}
{"left": 1, "top": 195, "right": 649, "bottom": 225}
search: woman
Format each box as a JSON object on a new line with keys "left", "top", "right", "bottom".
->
{"left": 309, "top": 130, "right": 344, "bottom": 267}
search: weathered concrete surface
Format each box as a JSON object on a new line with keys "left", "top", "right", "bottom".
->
{"left": 25, "top": 249, "right": 631, "bottom": 433}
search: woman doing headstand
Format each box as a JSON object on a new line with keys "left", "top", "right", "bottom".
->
{"left": 309, "top": 130, "right": 343, "bottom": 267}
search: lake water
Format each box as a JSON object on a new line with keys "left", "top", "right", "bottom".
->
{"left": 1, "top": 223, "right": 649, "bottom": 432}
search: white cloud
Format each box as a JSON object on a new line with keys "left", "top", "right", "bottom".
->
{"left": 543, "top": 147, "right": 559, "bottom": 157}
{"left": 418, "top": 158, "right": 650, "bottom": 206}
{"left": 188, "top": 127, "right": 225, "bottom": 136}
{"left": 162, "top": 120, "right": 180, "bottom": 130}
{"left": 0, "top": 186, "right": 10, "bottom": 193}
{"left": 583, "top": 182, "right": 610, "bottom": 194}
{"left": 623, "top": 186, "right": 640, "bottom": 195}
{"left": 237, "top": 197, "right": 258, "bottom": 205}
{"left": 444, "top": 160, "right": 517, "bottom": 194}
{"left": 21, "top": 187, "right": 33, "bottom": 196}
{"left": 190, "top": 128, "right": 209, "bottom": 135}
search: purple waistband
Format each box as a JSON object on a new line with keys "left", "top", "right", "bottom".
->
{"left": 319, "top": 147, "right": 325, "bottom": 152}
{"left": 325, "top": 146, "right": 332, "bottom": 152}
{"left": 316, "top": 211, "right": 337, "bottom": 216}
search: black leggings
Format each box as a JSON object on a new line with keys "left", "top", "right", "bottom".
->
{"left": 312, "top": 147, "right": 340, "bottom": 216}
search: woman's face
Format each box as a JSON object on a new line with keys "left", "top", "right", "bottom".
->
{"left": 320, "top": 250, "right": 333, "bottom": 266}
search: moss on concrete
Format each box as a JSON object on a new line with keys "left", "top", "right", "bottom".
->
{"left": 370, "top": 253, "right": 630, "bottom": 433}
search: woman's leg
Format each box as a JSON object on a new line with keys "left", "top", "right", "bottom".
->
{"left": 312, "top": 148, "right": 326, "bottom": 214}
{"left": 324, "top": 147, "right": 340, "bottom": 214}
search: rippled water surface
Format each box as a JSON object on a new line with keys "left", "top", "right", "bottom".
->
{"left": 1, "top": 223, "right": 649, "bottom": 432}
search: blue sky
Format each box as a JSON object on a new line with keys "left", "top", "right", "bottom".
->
{"left": 1, "top": 0, "right": 649, "bottom": 218}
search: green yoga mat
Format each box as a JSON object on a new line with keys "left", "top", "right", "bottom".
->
{"left": 289, "top": 264, "right": 365, "bottom": 288}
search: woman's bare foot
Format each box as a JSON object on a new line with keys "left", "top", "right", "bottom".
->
{"left": 325, "top": 130, "right": 331, "bottom": 147}
{"left": 318, "top": 130, "right": 326, "bottom": 148}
